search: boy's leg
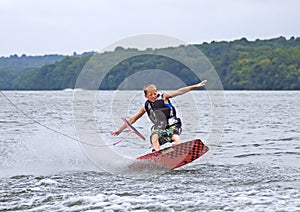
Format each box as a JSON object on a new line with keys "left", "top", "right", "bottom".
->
{"left": 171, "top": 125, "right": 182, "bottom": 145}
{"left": 172, "top": 134, "right": 181, "bottom": 145}
{"left": 151, "top": 133, "right": 160, "bottom": 151}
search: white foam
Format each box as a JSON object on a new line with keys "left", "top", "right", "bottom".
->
{"left": 35, "top": 179, "right": 58, "bottom": 186}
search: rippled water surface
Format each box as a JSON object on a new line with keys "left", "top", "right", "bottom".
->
{"left": 0, "top": 91, "right": 299, "bottom": 211}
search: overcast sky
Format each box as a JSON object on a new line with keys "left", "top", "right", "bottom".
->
{"left": 0, "top": 0, "right": 299, "bottom": 56}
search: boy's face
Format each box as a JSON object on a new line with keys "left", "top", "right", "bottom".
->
{"left": 145, "top": 89, "right": 158, "bottom": 102}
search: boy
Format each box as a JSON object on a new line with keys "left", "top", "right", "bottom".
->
{"left": 111, "top": 80, "right": 207, "bottom": 151}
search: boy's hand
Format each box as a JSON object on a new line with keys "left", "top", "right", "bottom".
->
{"left": 111, "top": 130, "right": 120, "bottom": 136}
{"left": 197, "top": 80, "right": 207, "bottom": 87}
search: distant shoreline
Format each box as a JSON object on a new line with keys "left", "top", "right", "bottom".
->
{"left": 1, "top": 36, "right": 299, "bottom": 90}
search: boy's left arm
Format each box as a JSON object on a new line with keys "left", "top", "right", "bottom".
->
{"left": 164, "top": 80, "right": 207, "bottom": 99}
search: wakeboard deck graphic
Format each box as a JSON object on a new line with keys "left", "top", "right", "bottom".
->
{"left": 130, "top": 139, "right": 209, "bottom": 170}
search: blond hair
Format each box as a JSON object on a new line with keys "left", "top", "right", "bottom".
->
{"left": 143, "top": 84, "right": 157, "bottom": 95}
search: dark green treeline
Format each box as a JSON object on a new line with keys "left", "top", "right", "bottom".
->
{"left": 0, "top": 36, "right": 299, "bottom": 90}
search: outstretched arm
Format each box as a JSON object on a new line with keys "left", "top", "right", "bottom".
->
{"left": 111, "top": 106, "right": 146, "bottom": 136}
{"left": 164, "top": 80, "right": 207, "bottom": 99}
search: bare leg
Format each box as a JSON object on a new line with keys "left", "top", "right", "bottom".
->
{"left": 172, "top": 134, "right": 181, "bottom": 145}
{"left": 151, "top": 134, "right": 160, "bottom": 151}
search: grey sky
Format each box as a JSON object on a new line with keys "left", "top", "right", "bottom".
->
{"left": 0, "top": 0, "right": 299, "bottom": 56}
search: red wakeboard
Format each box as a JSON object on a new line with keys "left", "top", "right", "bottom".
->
{"left": 133, "top": 139, "right": 209, "bottom": 169}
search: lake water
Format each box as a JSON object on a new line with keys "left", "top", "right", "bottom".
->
{"left": 0, "top": 90, "right": 299, "bottom": 211}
